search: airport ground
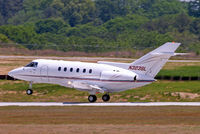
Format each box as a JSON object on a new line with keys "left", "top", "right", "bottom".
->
{"left": 0, "top": 56, "right": 199, "bottom": 133}
{"left": 1, "top": 80, "right": 200, "bottom": 102}
{"left": 0, "top": 80, "right": 200, "bottom": 134}
{"left": 0, "top": 106, "right": 200, "bottom": 134}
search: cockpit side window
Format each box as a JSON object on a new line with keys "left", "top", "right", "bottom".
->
{"left": 25, "top": 62, "right": 38, "bottom": 67}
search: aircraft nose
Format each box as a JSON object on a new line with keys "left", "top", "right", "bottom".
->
{"left": 8, "top": 67, "right": 23, "bottom": 78}
{"left": 8, "top": 70, "right": 17, "bottom": 78}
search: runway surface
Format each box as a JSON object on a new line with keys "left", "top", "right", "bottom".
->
{"left": 0, "top": 55, "right": 199, "bottom": 62}
{"left": 1, "top": 102, "right": 200, "bottom": 106}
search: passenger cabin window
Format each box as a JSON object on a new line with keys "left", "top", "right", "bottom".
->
{"left": 89, "top": 69, "right": 92, "bottom": 73}
{"left": 70, "top": 68, "right": 73, "bottom": 72}
{"left": 76, "top": 68, "right": 79, "bottom": 73}
{"left": 83, "top": 69, "right": 86, "bottom": 73}
{"left": 25, "top": 62, "right": 38, "bottom": 67}
{"left": 58, "top": 67, "right": 61, "bottom": 71}
{"left": 64, "top": 67, "right": 67, "bottom": 72}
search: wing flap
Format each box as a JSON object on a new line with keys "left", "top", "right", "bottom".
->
{"left": 69, "top": 81, "right": 105, "bottom": 93}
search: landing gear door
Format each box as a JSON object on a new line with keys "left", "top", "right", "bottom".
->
{"left": 40, "top": 66, "right": 49, "bottom": 82}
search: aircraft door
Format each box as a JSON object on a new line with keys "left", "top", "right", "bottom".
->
{"left": 40, "top": 66, "right": 49, "bottom": 82}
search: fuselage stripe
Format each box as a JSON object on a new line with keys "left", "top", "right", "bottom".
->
{"left": 19, "top": 74, "right": 155, "bottom": 83}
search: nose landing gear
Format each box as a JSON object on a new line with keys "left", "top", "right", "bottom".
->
{"left": 26, "top": 89, "right": 33, "bottom": 95}
{"left": 26, "top": 82, "right": 33, "bottom": 95}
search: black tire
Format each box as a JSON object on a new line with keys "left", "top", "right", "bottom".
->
{"left": 102, "top": 94, "right": 110, "bottom": 102}
{"left": 88, "top": 95, "right": 97, "bottom": 103}
{"left": 26, "top": 89, "right": 33, "bottom": 95}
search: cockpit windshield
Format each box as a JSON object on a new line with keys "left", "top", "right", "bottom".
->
{"left": 25, "top": 62, "right": 38, "bottom": 67}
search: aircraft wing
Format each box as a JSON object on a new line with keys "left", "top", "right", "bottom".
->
{"left": 67, "top": 81, "right": 105, "bottom": 93}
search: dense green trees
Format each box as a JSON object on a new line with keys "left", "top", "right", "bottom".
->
{"left": 35, "top": 19, "right": 67, "bottom": 34}
{"left": 0, "top": 0, "right": 23, "bottom": 20}
{"left": 62, "top": 0, "right": 96, "bottom": 26}
{"left": 0, "top": 24, "right": 37, "bottom": 44}
{"left": 0, "top": 0, "right": 199, "bottom": 54}
{"left": 188, "top": 0, "right": 200, "bottom": 17}
{"left": 0, "top": 33, "right": 10, "bottom": 43}
{"left": 0, "top": 0, "right": 188, "bottom": 26}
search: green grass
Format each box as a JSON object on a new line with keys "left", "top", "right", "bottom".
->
{"left": 119, "top": 81, "right": 200, "bottom": 102}
{"left": 157, "top": 66, "right": 200, "bottom": 77}
{"left": 0, "top": 80, "right": 200, "bottom": 102}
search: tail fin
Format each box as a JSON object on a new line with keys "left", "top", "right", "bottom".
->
{"left": 129, "top": 42, "right": 181, "bottom": 78}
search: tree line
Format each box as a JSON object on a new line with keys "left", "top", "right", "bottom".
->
{"left": 0, "top": 0, "right": 199, "bottom": 54}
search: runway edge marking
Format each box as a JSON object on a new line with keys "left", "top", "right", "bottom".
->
{"left": 1, "top": 102, "right": 200, "bottom": 106}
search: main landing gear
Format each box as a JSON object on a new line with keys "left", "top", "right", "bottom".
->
{"left": 102, "top": 94, "right": 110, "bottom": 102}
{"left": 88, "top": 95, "right": 97, "bottom": 103}
{"left": 88, "top": 94, "right": 110, "bottom": 103}
{"left": 26, "top": 82, "right": 33, "bottom": 95}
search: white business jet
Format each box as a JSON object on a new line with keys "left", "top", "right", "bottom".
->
{"left": 8, "top": 42, "right": 181, "bottom": 102}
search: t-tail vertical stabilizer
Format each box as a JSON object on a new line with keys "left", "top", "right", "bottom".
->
{"left": 129, "top": 42, "right": 181, "bottom": 78}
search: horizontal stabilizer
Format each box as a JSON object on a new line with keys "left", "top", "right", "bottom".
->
{"left": 150, "top": 52, "right": 188, "bottom": 56}
{"left": 174, "top": 53, "right": 191, "bottom": 56}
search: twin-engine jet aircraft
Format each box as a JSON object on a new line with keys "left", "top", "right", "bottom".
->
{"left": 8, "top": 42, "right": 181, "bottom": 102}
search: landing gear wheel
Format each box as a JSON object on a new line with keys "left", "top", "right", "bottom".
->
{"left": 102, "top": 94, "right": 110, "bottom": 102}
{"left": 88, "top": 95, "right": 97, "bottom": 103}
{"left": 26, "top": 89, "right": 33, "bottom": 95}
{"left": 27, "top": 81, "right": 33, "bottom": 95}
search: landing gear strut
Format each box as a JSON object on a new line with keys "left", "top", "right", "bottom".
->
{"left": 26, "top": 82, "right": 33, "bottom": 95}
{"left": 88, "top": 95, "right": 97, "bottom": 103}
{"left": 102, "top": 94, "right": 110, "bottom": 102}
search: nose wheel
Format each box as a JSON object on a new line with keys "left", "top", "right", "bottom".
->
{"left": 26, "top": 89, "right": 33, "bottom": 95}
{"left": 88, "top": 95, "right": 97, "bottom": 103}
{"left": 26, "top": 81, "right": 33, "bottom": 95}
{"left": 102, "top": 94, "right": 110, "bottom": 102}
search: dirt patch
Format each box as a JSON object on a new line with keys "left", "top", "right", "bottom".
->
{"left": 140, "top": 95, "right": 151, "bottom": 100}
{"left": 0, "top": 107, "right": 200, "bottom": 133}
{"left": 0, "top": 106, "right": 200, "bottom": 125}
{"left": 0, "top": 80, "right": 24, "bottom": 85}
{"left": 0, "top": 91, "right": 18, "bottom": 95}
{"left": 171, "top": 92, "right": 200, "bottom": 99}
{"left": 134, "top": 96, "right": 140, "bottom": 99}
{"left": 0, "top": 124, "right": 200, "bottom": 134}
{"left": 112, "top": 95, "right": 121, "bottom": 98}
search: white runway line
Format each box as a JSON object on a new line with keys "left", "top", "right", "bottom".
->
{"left": 1, "top": 102, "right": 200, "bottom": 106}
